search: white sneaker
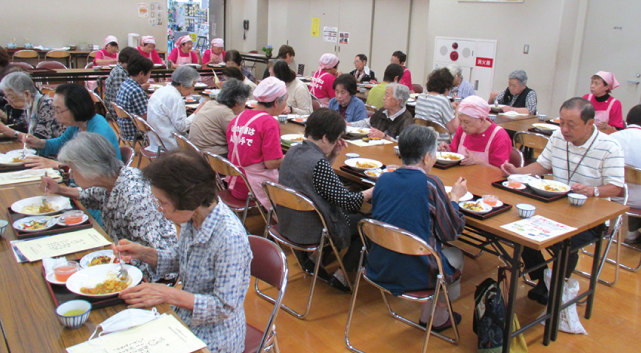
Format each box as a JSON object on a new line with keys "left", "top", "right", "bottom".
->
{"left": 624, "top": 230, "right": 641, "bottom": 245}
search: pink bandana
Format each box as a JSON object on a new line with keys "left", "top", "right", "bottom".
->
{"left": 141, "top": 36, "right": 156, "bottom": 45}
{"left": 253, "top": 77, "right": 287, "bottom": 103}
{"left": 211, "top": 38, "right": 224, "bottom": 47}
{"left": 318, "top": 53, "right": 339, "bottom": 71}
{"left": 103, "top": 35, "right": 118, "bottom": 48}
{"left": 595, "top": 71, "right": 620, "bottom": 90}
{"left": 175, "top": 35, "right": 192, "bottom": 47}
{"left": 458, "top": 95, "right": 490, "bottom": 119}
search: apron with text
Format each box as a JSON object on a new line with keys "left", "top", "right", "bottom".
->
{"left": 587, "top": 94, "right": 617, "bottom": 125}
{"left": 227, "top": 111, "right": 279, "bottom": 208}
{"left": 311, "top": 71, "right": 332, "bottom": 107}
{"left": 457, "top": 126, "right": 501, "bottom": 164}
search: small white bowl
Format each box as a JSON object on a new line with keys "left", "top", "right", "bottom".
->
{"left": 345, "top": 153, "right": 360, "bottom": 160}
{"left": 568, "top": 193, "right": 587, "bottom": 207}
{"left": 516, "top": 203, "right": 536, "bottom": 218}
{"left": 0, "top": 219, "right": 8, "bottom": 235}
{"left": 277, "top": 115, "right": 288, "bottom": 123}
{"left": 394, "top": 146, "right": 400, "bottom": 156}
{"left": 55, "top": 300, "right": 91, "bottom": 328}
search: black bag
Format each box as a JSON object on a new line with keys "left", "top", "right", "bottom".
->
{"left": 473, "top": 277, "right": 506, "bottom": 352}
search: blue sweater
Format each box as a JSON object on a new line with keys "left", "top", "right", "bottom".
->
{"left": 328, "top": 96, "right": 368, "bottom": 122}
{"left": 41, "top": 114, "right": 121, "bottom": 161}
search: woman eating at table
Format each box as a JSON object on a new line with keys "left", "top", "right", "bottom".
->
{"left": 115, "top": 149, "right": 252, "bottom": 352}
{"left": 488, "top": 69, "right": 537, "bottom": 115}
{"left": 93, "top": 35, "right": 119, "bottom": 66}
{"left": 202, "top": 38, "right": 226, "bottom": 66}
{"left": 147, "top": 66, "right": 201, "bottom": 152}
{"left": 438, "top": 95, "right": 511, "bottom": 169}
{"left": 167, "top": 35, "right": 201, "bottom": 69}
{"left": 310, "top": 53, "right": 340, "bottom": 106}
{"left": 137, "top": 35, "right": 163, "bottom": 65}
{"left": 23, "top": 83, "right": 121, "bottom": 168}
{"left": 273, "top": 59, "right": 312, "bottom": 115}
{"left": 328, "top": 74, "right": 368, "bottom": 123}
{"left": 0, "top": 71, "right": 66, "bottom": 139}
{"left": 368, "top": 124, "right": 466, "bottom": 331}
{"left": 350, "top": 54, "right": 376, "bottom": 83}
{"left": 278, "top": 108, "right": 373, "bottom": 292}
{"left": 415, "top": 68, "right": 459, "bottom": 134}
{"left": 225, "top": 50, "right": 255, "bottom": 83}
{"left": 221, "top": 66, "right": 256, "bottom": 98}
{"left": 226, "top": 77, "right": 285, "bottom": 209}
{"left": 40, "top": 132, "right": 178, "bottom": 280}
{"left": 350, "top": 83, "right": 414, "bottom": 141}
{"left": 583, "top": 71, "right": 623, "bottom": 133}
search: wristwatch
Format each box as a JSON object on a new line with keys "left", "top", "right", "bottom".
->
{"left": 593, "top": 186, "right": 600, "bottom": 197}
{"left": 13, "top": 131, "right": 19, "bottom": 139}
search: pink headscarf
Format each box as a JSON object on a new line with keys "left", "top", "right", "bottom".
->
{"left": 141, "top": 36, "right": 156, "bottom": 45}
{"left": 458, "top": 95, "right": 491, "bottom": 120}
{"left": 318, "top": 53, "right": 339, "bottom": 71}
{"left": 175, "top": 35, "right": 192, "bottom": 47}
{"left": 103, "top": 35, "right": 118, "bottom": 48}
{"left": 253, "top": 77, "right": 287, "bottom": 103}
{"left": 595, "top": 71, "right": 620, "bottom": 90}
{"left": 211, "top": 38, "right": 224, "bottom": 48}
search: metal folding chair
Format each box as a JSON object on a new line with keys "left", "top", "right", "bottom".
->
{"left": 510, "top": 147, "right": 524, "bottom": 168}
{"left": 171, "top": 131, "right": 201, "bottom": 154}
{"left": 110, "top": 102, "right": 143, "bottom": 151}
{"left": 44, "top": 50, "right": 71, "bottom": 68}
{"left": 345, "top": 219, "right": 460, "bottom": 353}
{"left": 513, "top": 131, "right": 550, "bottom": 165}
{"left": 87, "top": 90, "right": 120, "bottom": 141}
{"left": 244, "top": 235, "right": 288, "bottom": 353}
{"left": 119, "top": 146, "right": 135, "bottom": 167}
{"left": 132, "top": 115, "right": 166, "bottom": 167}
{"left": 12, "top": 50, "right": 39, "bottom": 66}
{"left": 620, "top": 164, "right": 641, "bottom": 271}
{"left": 259, "top": 180, "right": 353, "bottom": 319}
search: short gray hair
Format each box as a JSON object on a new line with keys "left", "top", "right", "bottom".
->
{"left": 58, "top": 132, "right": 123, "bottom": 179}
{"left": 398, "top": 125, "right": 438, "bottom": 165}
{"left": 446, "top": 64, "right": 462, "bottom": 78}
{"left": 0, "top": 71, "right": 37, "bottom": 96}
{"left": 388, "top": 83, "right": 410, "bottom": 106}
{"left": 508, "top": 70, "right": 528, "bottom": 86}
{"left": 171, "top": 66, "right": 201, "bottom": 88}
{"left": 217, "top": 78, "right": 251, "bottom": 109}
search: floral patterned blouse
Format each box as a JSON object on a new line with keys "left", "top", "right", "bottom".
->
{"left": 7, "top": 94, "right": 66, "bottom": 139}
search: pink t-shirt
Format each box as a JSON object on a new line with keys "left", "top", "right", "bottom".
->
{"left": 226, "top": 110, "right": 284, "bottom": 199}
{"left": 582, "top": 93, "right": 623, "bottom": 128}
{"left": 93, "top": 48, "right": 118, "bottom": 65}
{"left": 449, "top": 122, "right": 511, "bottom": 168}
{"left": 310, "top": 71, "right": 336, "bottom": 103}
{"left": 137, "top": 46, "right": 163, "bottom": 64}
{"left": 167, "top": 47, "right": 198, "bottom": 65}
{"left": 202, "top": 49, "right": 226, "bottom": 65}
{"left": 399, "top": 66, "right": 413, "bottom": 92}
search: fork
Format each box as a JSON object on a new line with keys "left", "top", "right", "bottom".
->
{"left": 41, "top": 171, "right": 48, "bottom": 207}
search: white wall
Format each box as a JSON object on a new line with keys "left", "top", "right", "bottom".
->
{"left": 0, "top": 0, "right": 167, "bottom": 51}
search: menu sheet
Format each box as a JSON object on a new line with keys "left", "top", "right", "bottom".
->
{"left": 0, "top": 168, "right": 61, "bottom": 186}
{"left": 66, "top": 314, "right": 207, "bottom": 353}
{"left": 346, "top": 139, "right": 393, "bottom": 147}
{"left": 12, "top": 228, "right": 111, "bottom": 262}
{"left": 500, "top": 215, "right": 577, "bottom": 243}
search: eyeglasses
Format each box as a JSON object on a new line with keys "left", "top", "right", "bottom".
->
{"left": 54, "top": 107, "right": 69, "bottom": 115}
{"left": 152, "top": 196, "right": 172, "bottom": 213}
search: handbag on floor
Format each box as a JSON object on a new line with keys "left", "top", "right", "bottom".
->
{"left": 540, "top": 268, "right": 588, "bottom": 335}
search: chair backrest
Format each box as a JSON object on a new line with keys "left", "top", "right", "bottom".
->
{"left": 413, "top": 118, "right": 449, "bottom": 135}
{"left": 312, "top": 99, "right": 321, "bottom": 111}
{"left": 625, "top": 164, "right": 641, "bottom": 186}
{"left": 9, "top": 62, "right": 34, "bottom": 70}
{"left": 171, "top": 131, "right": 201, "bottom": 154}
{"left": 44, "top": 50, "right": 70, "bottom": 59}
{"left": 40, "top": 87, "right": 56, "bottom": 98}
{"left": 36, "top": 61, "right": 67, "bottom": 70}
{"left": 513, "top": 131, "right": 550, "bottom": 157}
{"left": 120, "top": 146, "right": 135, "bottom": 167}
{"left": 87, "top": 89, "right": 111, "bottom": 118}
{"left": 412, "top": 83, "right": 424, "bottom": 94}
{"left": 204, "top": 152, "right": 244, "bottom": 177}
{"left": 13, "top": 50, "right": 39, "bottom": 59}
{"left": 110, "top": 102, "right": 130, "bottom": 119}
{"left": 87, "top": 51, "right": 98, "bottom": 60}
{"left": 509, "top": 147, "right": 524, "bottom": 168}
{"left": 262, "top": 181, "right": 318, "bottom": 212}
{"left": 135, "top": 115, "right": 167, "bottom": 152}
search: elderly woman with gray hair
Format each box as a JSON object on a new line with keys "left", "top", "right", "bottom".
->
{"left": 350, "top": 83, "right": 414, "bottom": 141}
{"left": 147, "top": 66, "right": 201, "bottom": 152}
{"left": 189, "top": 78, "right": 250, "bottom": 157}
{"left": 368, "top": 124, "right": 466, "bottom": 331}
{"left": 0, "top": 72, "right": 66, "bottom": 139}
{"left": 489, "top": 69, "right": 537, "bottom": 115}
{"left": 39, "top": 132, "right": 178, "bottom": 280}
{"left": 447, "top": 64, "right": 475, "bottom": 99}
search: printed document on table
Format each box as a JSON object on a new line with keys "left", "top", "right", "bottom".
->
{"left": 13, "top": 229, "right": 111, "bottom": 262}
{"left": 500, "top": 215, "right": 577, "bottom": 243}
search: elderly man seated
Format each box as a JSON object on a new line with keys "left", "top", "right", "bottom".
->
{"left": 368, "top": 124, "right": 466, "bottom": 331}
{"left": 447, "top": 64, "right": 475, "bottom": 99}
{"left": 501, "top": 97, "right": 624, "bottom": 304}
{"left": 349, "top": 83, "right": 414, "bottom": 141}
{"left": 489, "top": 69, "right": 537, "bottom": 115}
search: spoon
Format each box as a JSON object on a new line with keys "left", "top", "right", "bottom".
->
{"left": 41, "top": 171, "right": 48, "bottom": 208}
{"left": 106, "top": 223, "right": 129, "bottom": 282}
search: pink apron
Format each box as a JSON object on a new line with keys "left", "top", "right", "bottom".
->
{"left": 587, "top": 94, "right": 617, "bottom": 125}
{"left": 457, "top": 125, "right": 501, "bottom": 164}
{"left": 176, "top": 51, "right": 194, "bottom": 66}
{"left": 227, "top": 111, "right": 279, "bottom": 208}
{"left": 311, "top": 71, "right": 332, "bottom": 107}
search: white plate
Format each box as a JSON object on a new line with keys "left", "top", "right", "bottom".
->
{"left": 12, "top": 216, "right": 58, "bottom": 232}
{"left": 346, "top": 126, "right": 371, "bottom": 137}
{"left": 66, "top": 264, "right": 142, "bottom": 298}
{"left": 280, "top": 134, "right": 307, "bottom": 142}
{"left": 459, "top": 200, "right": 493, "bottom": 214}
{"left": 502, "top": 181, "right": 527, "bottom": 190}
{"left": 481, "top": 200, "right": 504, "bottom": 208}
{"left": 444, "top": 186, "right": 473, "bottom": 202}
{"left": 57, "top": 213, "right": 89, "bottom": 227}
{"left": 46, "top": 272, "right": 67, "bottom": 286}
{"left": 436, "top": 152, "right": 464, "bottom": 164}
{"left": 11, "top": 196, "right": 71, "bottom": 216}
{"left": 207, "top": 63, "right": 226, "bottom": 67}
{"left": 246, "top": 100, "right": 258, "bottom": 108}
{"left": 194, "top": 82, "right": 208, "bottom": 88}
{"left": 507, "top": 174, "right": 536, "bottom": 185}
{"left": 528, "top": 180, "right": 571, "bottom": 197}
{"left": 80, "top": 250, "right": 115, "bottom": 268}
{"left": 286, "top": 115, "right": 309, "bottom": 123}
{"left": 186, "top": 63, "right": 202, "bottom": 69}
{"left": 533, "top": 123, "right": 560, "bottom": 131}
{"left": 490, "top": 104, "right": 506, "bottom": 111}
{"left": 153, "top": 64, "right": 163, "bottom": 68}
{"left": 0, "top": 149, "right": 37, "bottom": 166}
{"left": 345, "top": 158, "right": 383, "bottom": 171}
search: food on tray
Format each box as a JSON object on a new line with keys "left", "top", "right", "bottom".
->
{"left": 358, "top": 129, "right": 369, "bottom": 134}
{"left": 290, "top": 136, "right": 305, "bottom": 141}
{"left": 80, "top": 276, "right": 129, "bottom": 295}
{"left": 461, "top": 202, "right": 484, "bottom": 212}
{"left": 20, "top": 219, "right": 49, "bottom": 230}
{"left": 542, "top": 184, "right": 567, "bottom": 192}
{"left": 11, "top": 156, "right": 25, "bottom": 163}
{"left": 356, "top": 161, "right": 378, "bottom": 169}
{"left": 440, "top": 153, "right": 462, "bottom": 161}
{"left": 88, "top": 255, "right": 118, "bottom": 267}
{"left": 507, "top": 180, "right": 523, "bottom": 189}
{"left": 21, "top": 201, "right": 58, "bottom": 214}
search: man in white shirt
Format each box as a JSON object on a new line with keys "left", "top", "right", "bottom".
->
{"left": 502, "top": 97, "right": 625, "bottom": 304}
{"left": 611, "top": 104, "right": 641, "bottom": 244}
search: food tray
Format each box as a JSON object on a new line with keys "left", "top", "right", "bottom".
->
{"left": 528, "top": 127, "right": 552, "bottom": 136}
{"left": 491, "top": 179, "right": 567, "bottom": 203}
{"left": 340, "top": 165, "right": 386, "bottom": 182}
{"left": 41, "top": 261, "right": 125, "bottom": 310}
{"left": 0, "top": 163, "right": 28, "bottom": 173}
{"left": 459, "top": 194, "right": 513, "bottom": 220}
{"left": 546, "top": 119, "right": 560, "bottom": 125}
{"left": 7, "top": 199, "right": 93, "bottom": 239}
{"left": 433, "top": 160, "right": 462, "bottom": 170}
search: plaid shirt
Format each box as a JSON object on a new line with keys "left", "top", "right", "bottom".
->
{"left": 116, "top": 77, "right": 148, "bottom": 141}
{"left": 104, "top": 63, "right": 128, "bottom": 119}
{"left": 153, "top": 201, "right": 252, "bottom": 352}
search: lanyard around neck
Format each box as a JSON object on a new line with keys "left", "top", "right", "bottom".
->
{"left": 566, "top": 133, "right": 597, "bottom": 185}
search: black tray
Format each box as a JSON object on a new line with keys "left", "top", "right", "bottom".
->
{"left": 434, "top": 160, "right": 462, "bottom": 170}
{"left": 8, "top": 200, "right": 93, "bottom": 239}
{"left": 459, "top": 194, "right": 513, "bottom": 220}
{"left": 528, "top": 127, "right": 552, "bottom": 136}
{"left": 0, "top": 163, "right": 28, "bottom": 173}
{"left": 340, "top": 165, "right": 386, "bottom": 182}
{"left": 491, "top": 179, "right": 568, "bottom": 203}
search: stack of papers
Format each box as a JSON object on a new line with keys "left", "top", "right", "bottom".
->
{"left": 501, "top": 215, "right": 577, "bottom": 242}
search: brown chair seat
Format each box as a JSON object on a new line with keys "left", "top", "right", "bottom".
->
{"left": 218, "top": 189, "right": 257, "bottom": 210}
{"left": 242, "top": 324, "right": 264, "bottom": 353}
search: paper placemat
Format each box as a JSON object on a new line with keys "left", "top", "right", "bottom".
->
{"left": 12, "top": 228, "right": 111, "bottom": 262}
{"left": 0, "top": 168, "right": 61, "bottom": 186}
{"left": 500, "top": 215, "right": 577, "bottom": 243}
{"left": 346, "top": 139, "right": 393, "bottom": 147}
{"left": 67, "top": 314, "right": 207, "bottom": 353}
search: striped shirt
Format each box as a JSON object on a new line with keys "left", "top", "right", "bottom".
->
{"left": 414, "top": 93, "right": 455, "bottom": 127}
{"left": 537, "top": 127, "right": 624, "bottom": 188}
